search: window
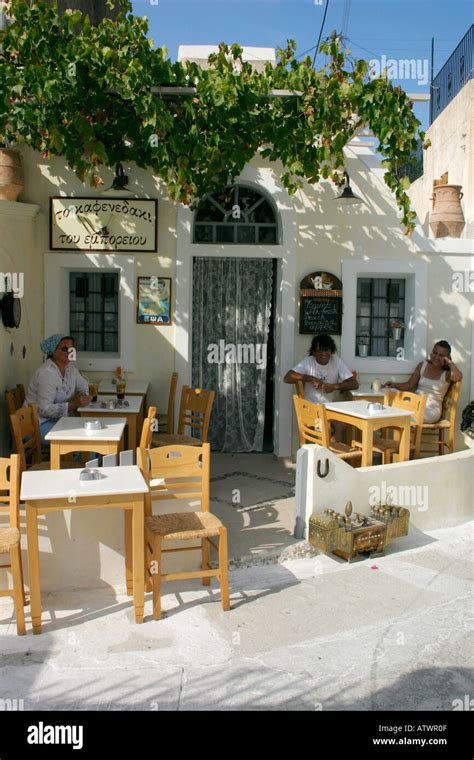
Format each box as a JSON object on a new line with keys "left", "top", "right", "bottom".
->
{"left": 69, "top": 272, "right": 119, "bottom": 352}
{"left": 194, "top": 185, "right": 278, "bottom": 244}
{"left": 356, "top": 277, "right": 406, "bottom": 357}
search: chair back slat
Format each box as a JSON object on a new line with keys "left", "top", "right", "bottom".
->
{"left": 177, "top": 387, "right": 215, "bottom": 443}
{"left": 166, "top": 372, "right": 178, "bottom": 434}
{"left": 10, "top": 404, "right": 42, "bottom": 472}
{"left": 293, "top": 395, "right": 330, "bottom": 448}
{"left": 139, "top": 406, "right": 157, "bottom": 449}
{"left": 0, "top": 455, "right": 21, "bottom": 530}
{"left": 5, "top": 386, "right": 23, "bottom": 416}
{"left": 383, "top": 390, "right": 427, "bottom": 458}
{"left": 138, "top": 443, "right": 210, "bottom": 510}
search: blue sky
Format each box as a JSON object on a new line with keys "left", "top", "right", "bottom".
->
{"left": 131, "top": 0, "right": 473, "bottom": 130}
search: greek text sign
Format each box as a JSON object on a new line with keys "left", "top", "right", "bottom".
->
{"left": 50, "top": 197, "right": 158, "bottom": 252}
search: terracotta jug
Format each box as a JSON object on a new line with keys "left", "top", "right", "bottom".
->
{"left": 0, "top": 149, "right": 24, "bottom": 201}
{"left": 429, "top": 184, "right": 465, "bottom": 238}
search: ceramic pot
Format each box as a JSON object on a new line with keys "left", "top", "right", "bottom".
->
{"left": 391, "top": 327, "right": 403, "bottom": 340}
{"left": 0, "top": 149, "right": 23, "bottom": 201}
{"left": 429, "top": 184, "right": 465, "bottom": 238}
{"left": 358, "top": 344, "right": 369, "bottom": 358}
{"left": 0, "top": 148, "right": 23, "bottom": 201}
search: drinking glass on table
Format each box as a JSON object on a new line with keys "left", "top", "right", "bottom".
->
{"left": 116, "top": 381, "right": 126, "bottom": 401}
{"left": 88, "top": 383, "right": 99, "bottom": 403}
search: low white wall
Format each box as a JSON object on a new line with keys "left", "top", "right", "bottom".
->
{"left": 295, "top": 444, "right": 474, "bottom": 538}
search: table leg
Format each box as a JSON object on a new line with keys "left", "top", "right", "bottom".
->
{"left": 398, "top": 421, "right": 411, "bottom": 462}
{"left": 361, "top": 421, "right": 373, "bottom": 467}
{"left": 128, "top": 415, "right": 138, "bottom": 450}
{"left": 132, "top": 499, "right": 145, "bottom": 624}
{"left": 26, "top": 504, "right": 42, "bottom": 634}
{"left": 50, "top": 443, "right": 61, "bottom": 470}
{"left": 124, "top": 510, "right": 133, "bottom": 595}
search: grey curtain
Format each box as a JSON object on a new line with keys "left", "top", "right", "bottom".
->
{"left": 192, "top": 257, "right": 274, "bottom": 452}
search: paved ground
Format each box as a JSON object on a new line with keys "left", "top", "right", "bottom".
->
{"left": 1, "top": 519, "right": 472, "bottom": 711}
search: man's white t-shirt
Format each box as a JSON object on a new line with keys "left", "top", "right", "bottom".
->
{"left": 292, "top": 355, "right": 353, "bottom": 405}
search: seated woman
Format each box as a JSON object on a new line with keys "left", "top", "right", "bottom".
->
{"left": 384, "top": 340, "right": 462, "bottom": 423}
{"left": 24, "top": 334, "right": 91, "bottom": 443}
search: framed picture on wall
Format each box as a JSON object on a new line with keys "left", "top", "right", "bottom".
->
{"left": 137, "top": 276, "right": 172, "bottom": 325}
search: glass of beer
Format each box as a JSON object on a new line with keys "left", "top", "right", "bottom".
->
{"left": 89, "top": 383, "right": 99, "bottom": 403}
{"left": 116, "top": 381, "right": 126, "bottom": 401}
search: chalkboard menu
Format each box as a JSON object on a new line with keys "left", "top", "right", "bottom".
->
{"left": 299, "top": 271, "right": 343, "bottom": 335}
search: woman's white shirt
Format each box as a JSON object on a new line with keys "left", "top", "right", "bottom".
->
{"left": 292, "top": 355, "right": 353, "bottom": 404}
{"left": 24, "top": 359, "right": 89, "bottom": 423}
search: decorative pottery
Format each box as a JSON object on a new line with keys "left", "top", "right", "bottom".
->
{"left": 0, "top": 149, "right": 24, "bottom": 201}
{"left": 358, "top": 344, "right": 369, "bottom": 358}
{"left": 429, "top": 184, "right": 465, "bottom": 238}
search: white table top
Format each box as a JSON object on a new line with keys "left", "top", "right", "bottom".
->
{"left": 98, "top": 380, "right": 149, "bottom": 395}
{"left": 45, "top": 416, "right": 127, "bottom": 442}
{"left": 78, "top": 395, "right": 142, "bottom": 414}
{"left": 21, "top": 466, "right": 148, "bottom": 501}
{"left": 325, "top": 400, "right": 414, "bottom": 420}
{"left": 350, "top": 387, "right": 385, "bottom": 397}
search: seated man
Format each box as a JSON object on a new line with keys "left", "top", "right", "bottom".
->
{"left": 284, "top": 333, "right": 358, "bottom": 440}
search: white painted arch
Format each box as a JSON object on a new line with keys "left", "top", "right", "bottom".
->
{"left": 175, "top": 164, "right": 297, "bottom": 457}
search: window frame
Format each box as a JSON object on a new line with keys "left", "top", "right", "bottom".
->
{"left": 45, "top": 253, "right": 136, "bottom": 372}
{"left": 193, "top": 184, "right": 280, "bottom": 245}
{"left": 69, "top": 271, "right": 120, "bottom": 353}
{"left": 341, "top": 259, "right": 428, "bottom": 374}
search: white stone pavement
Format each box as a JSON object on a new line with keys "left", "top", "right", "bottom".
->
{"left": 0, "top": 522, "right": 472, "bottom": 711}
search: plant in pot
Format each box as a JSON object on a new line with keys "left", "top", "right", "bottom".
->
{"left": 390, "top": 319, "right": 405, "bottom": 341}
{"left": 357, "top": 336, "right": 370, "bottom": 358}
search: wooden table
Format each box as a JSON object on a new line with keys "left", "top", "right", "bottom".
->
{"left": 45, "top": 417, "right": 126, "bottom": 469}
{"left": 325, "top": 400, "right": 413, "bottom": 467}
{"left": 77, "top": 396, "right": 142, "bottom": 450}
{"left": 98, "top": 380, "right": 149, "bottom": 429}
{"left": 21, "top": 466, "right": 148, "bottom": 633}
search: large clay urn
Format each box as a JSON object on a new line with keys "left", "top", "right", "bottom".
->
{"left": 0, "top": 149, "right": 24, "bottom": 201}
{"left": 429, "top": 184, "right": 465, "bottom": 238}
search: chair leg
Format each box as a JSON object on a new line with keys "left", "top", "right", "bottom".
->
{"left": 218, "top": 527, "right": 230, "bottom": 612}
{"left": 151, "top": 536, "right": 162, "bottom": 620}
{"left": 202, "top": 537, "right": 210, "bottom": 586}
{"left": 10, "top": 545, "right": 26, "bottom": 636}
{"left": 438, "top": 429, "right": 445, "bottom": 456}
{"left": 383, "top": 448, "right": 392, "bottom": 465}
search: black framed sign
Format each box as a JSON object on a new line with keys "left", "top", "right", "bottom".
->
{"left": 299, "top": 271, "right": 343, "bottom": 335}
{"left": 50, "top": 197, "right": 158, "bottom": 252}
{"left": 137, "top": 276, "right": 172, "bottom": 325}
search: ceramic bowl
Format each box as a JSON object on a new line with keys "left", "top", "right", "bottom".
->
{"left": 367, "top": 402, "right": 385, "bottom": 413}
{"left": 84, "top": 420, "right": 103, "bottom": 433}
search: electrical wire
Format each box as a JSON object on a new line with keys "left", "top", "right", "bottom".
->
{"left": 312, "top": 0, "right": 330, "bottom": 68}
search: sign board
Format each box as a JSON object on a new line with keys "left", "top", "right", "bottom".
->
{"left": 299, "top": 271, "right": 342, "bottom": 335}
{"left": 50, "top": 197, "right": 158, "bottom": 252}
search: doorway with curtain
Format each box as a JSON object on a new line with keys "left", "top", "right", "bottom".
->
{"left": 192, "top": 257, "right": 276, "bottom": 452}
